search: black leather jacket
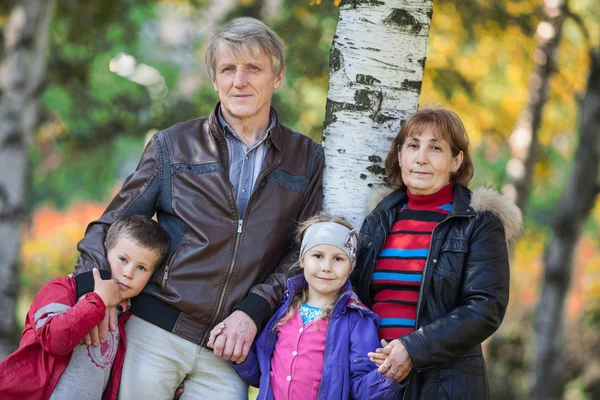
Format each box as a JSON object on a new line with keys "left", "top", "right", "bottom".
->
{"left": 352, "top": 185, "right": 517, "bottom": 400}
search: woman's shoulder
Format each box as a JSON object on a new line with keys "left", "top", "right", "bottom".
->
{"left": 468, "top": 186, "right": 523, "bottom": 245}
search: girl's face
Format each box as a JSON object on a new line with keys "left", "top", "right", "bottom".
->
{"left": 301, "top": 244, "right": 352, "bottom": 307}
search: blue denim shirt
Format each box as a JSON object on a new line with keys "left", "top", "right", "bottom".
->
{"left": 218, "top": 108, "right": 276, "bottom": 217}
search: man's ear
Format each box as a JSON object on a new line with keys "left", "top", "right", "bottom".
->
{"left": 273, "top": 70, "right": 285, "bottom": 90}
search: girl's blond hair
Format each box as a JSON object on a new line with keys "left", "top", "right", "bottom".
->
{"left": 275, "top": 213, "right": 354, "bottom": 329}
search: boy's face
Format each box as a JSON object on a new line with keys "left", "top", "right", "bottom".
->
{"left": 106, "top": 237, "right": 160, "bottom": 300}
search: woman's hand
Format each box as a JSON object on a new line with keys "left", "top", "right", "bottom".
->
{"left": 375, "top": 339, "right": 414, "bottom": 382}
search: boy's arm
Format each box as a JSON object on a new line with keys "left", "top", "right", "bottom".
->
{"left": 32, "top": 278, "right": 106, "bottom": 357}
{"left": 349, "top": 313, "right": 406, "bottom": 400}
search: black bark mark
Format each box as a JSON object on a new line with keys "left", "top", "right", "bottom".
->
{"left": 341, "top": 0, "right": 385, "bottom": 8}
{"left": 401, "top": 79, "right": 422, "bottom": 92}
{"left": 356, "top": 74, "right": 381, "bottom": 85}
{"left": 330, "top": 45, "right": 343, "bottom": 73}
{"left": 384, "top": 9, "right": 423, "bottom": 34}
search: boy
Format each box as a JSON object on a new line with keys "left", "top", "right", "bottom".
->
{"left": 0, "top": 214, "right": 170, "bottom": 400}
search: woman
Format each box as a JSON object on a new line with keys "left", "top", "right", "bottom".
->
{"left": 351, "top": 108, "right": 522, "bottom": 399}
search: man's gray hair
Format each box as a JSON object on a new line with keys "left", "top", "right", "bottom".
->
{"left": 205, "top": 17, "right": 285, "bottom": 80}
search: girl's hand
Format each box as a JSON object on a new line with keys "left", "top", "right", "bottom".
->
{"left": 377, "top": 339, "right": 413, "bottom": 382}
{"left": 368, "top": 339, "right": 390, "bottom": 366}
{"left": 207, "top": 322, "right": 226, "bottom": 349}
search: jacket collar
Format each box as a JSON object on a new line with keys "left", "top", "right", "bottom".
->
{"left": 372, "top": 184, "right": 474, "bottom": 217}
{"left": 368, "top": 184, "right": 523, "bottom": 245}
{"left": 208, "top": 102, "right": 283, "bottom": 149}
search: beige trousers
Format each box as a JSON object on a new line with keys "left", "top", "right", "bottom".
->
{"left": 118, "top": 315, "right": 248, "bottom": 400}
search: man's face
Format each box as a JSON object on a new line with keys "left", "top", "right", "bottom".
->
{"left": 211, "top": 46, "right": 284, "bottom": 126}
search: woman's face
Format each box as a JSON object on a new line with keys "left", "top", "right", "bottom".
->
{"left": 398, "top": 128, "right": 463, "bottom": 196}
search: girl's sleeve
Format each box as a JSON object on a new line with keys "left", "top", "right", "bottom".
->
{"left": 231, "top": 342, "right": 261, "bottom": 388}
{"left": 349, "top": 312, "right": 406, "bottom": 400}
{"left": 32, "top": 278, "right": 106, "bottom": 357}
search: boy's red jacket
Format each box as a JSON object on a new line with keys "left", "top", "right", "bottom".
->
{"left": 0, "top": 276, "right": 129, "bottom": 400}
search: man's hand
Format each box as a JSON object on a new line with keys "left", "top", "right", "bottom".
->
{"left": 375, "top": 339, "right": 414, "bottom": 382}
{"left": 211, "top": 310, "right": 257, "bottom": 364}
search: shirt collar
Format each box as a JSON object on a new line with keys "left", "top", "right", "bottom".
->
{"left": 217, "top": 107, "right": 277, "bottom": 143}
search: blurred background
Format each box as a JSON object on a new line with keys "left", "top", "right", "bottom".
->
{"left": 1, "top": 0, "right": 600, "bottom": 398}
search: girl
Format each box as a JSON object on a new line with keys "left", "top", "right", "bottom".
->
{"left": 208, "top": 214, "right": 406, "bottom": 400}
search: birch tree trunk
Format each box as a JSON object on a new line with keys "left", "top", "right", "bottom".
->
{"left": 322, "top": 0, "right": 434, "bottom": 227}
{"left": 0, "top": 0, "right": 55, "bottom": 359}
{"left": 532, "top": 48, "right": 600, "bottom": 400}
{"left": 503, "top": 0, "right": 567, "bottom": 216}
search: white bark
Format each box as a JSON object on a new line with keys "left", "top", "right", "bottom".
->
{"left": 0, "top": 0, "right": 55, "bottom": 359}
{"left": 322, "top": 0, "right": 433, "bottom": 227}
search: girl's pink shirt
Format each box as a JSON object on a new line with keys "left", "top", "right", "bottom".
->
{"left": 270, "top": 310, "right": 329, "bottom": 400}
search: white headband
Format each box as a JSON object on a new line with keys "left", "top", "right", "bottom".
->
{"left": 300, "top": 222, "right": 358, "bottom": 268}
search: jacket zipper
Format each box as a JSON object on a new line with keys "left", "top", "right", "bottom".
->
{"left": 211, "top": 218, "right": 244, "bottom": 327}
{"left": 206, "top": 141, "right": 282, "bottom": 341}
{"left": 161, "top": 249, "right": 179, "bottom": 289}
{"left": 400, "top": 212, "right": 470, "bottom": 400}
{"left": 414, "top": 214, "right": 466, "bottom": 329}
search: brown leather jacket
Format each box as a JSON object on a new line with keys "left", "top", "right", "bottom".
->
{"left": 74, "top": 104, "right": 324, "bottom": 346}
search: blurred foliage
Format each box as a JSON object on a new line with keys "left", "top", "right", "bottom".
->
{"left": 4, "top": 0, "right": 600, "bottom": 397}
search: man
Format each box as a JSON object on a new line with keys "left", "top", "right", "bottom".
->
{"left": 73, "top": 17, "right": 323, "bottom": 399}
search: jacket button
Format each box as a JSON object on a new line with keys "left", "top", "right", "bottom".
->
{"left": 292, "top": 351, "right": 297, "bottom": 356}
{"left": 176, "top": 165, "right": 181, "bottom": 170}
{"left": 433, "top": 259, "right": 437, "bottom": 263}
{"left": 286, "top": 376, "right": 292, "bottom": 381}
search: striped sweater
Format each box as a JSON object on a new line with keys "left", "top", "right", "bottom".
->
{"left": 370, "top": 184, "right": 453, "bottom": 342}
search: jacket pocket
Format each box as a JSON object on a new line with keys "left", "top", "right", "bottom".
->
{"left": 435, "top": 238, "right": 468, "bottom": 282}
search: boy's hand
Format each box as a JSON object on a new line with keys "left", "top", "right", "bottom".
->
{"left": 92, "top": 267, "right": 121, "bottom": 308}
{"left": 207, "top": 322, "right": 226, "bottom": 349}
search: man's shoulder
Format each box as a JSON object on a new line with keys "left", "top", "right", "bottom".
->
{"left": 275, "top": 123, "right": 322, "bottom": 166}
{"left": 276, "top": 123, "right": 318, "bottom": 145}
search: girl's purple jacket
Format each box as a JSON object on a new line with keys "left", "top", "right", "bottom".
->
{"left": 233, "top": 274, "right": 406, "bottom": 399}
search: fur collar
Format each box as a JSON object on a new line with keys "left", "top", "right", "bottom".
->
{"left": 365, "top": 185, "right": 523, "bottom": 245}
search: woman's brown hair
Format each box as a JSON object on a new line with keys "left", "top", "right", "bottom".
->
{"left": 384, "top": 108, "right": 474, "bottom": 189}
